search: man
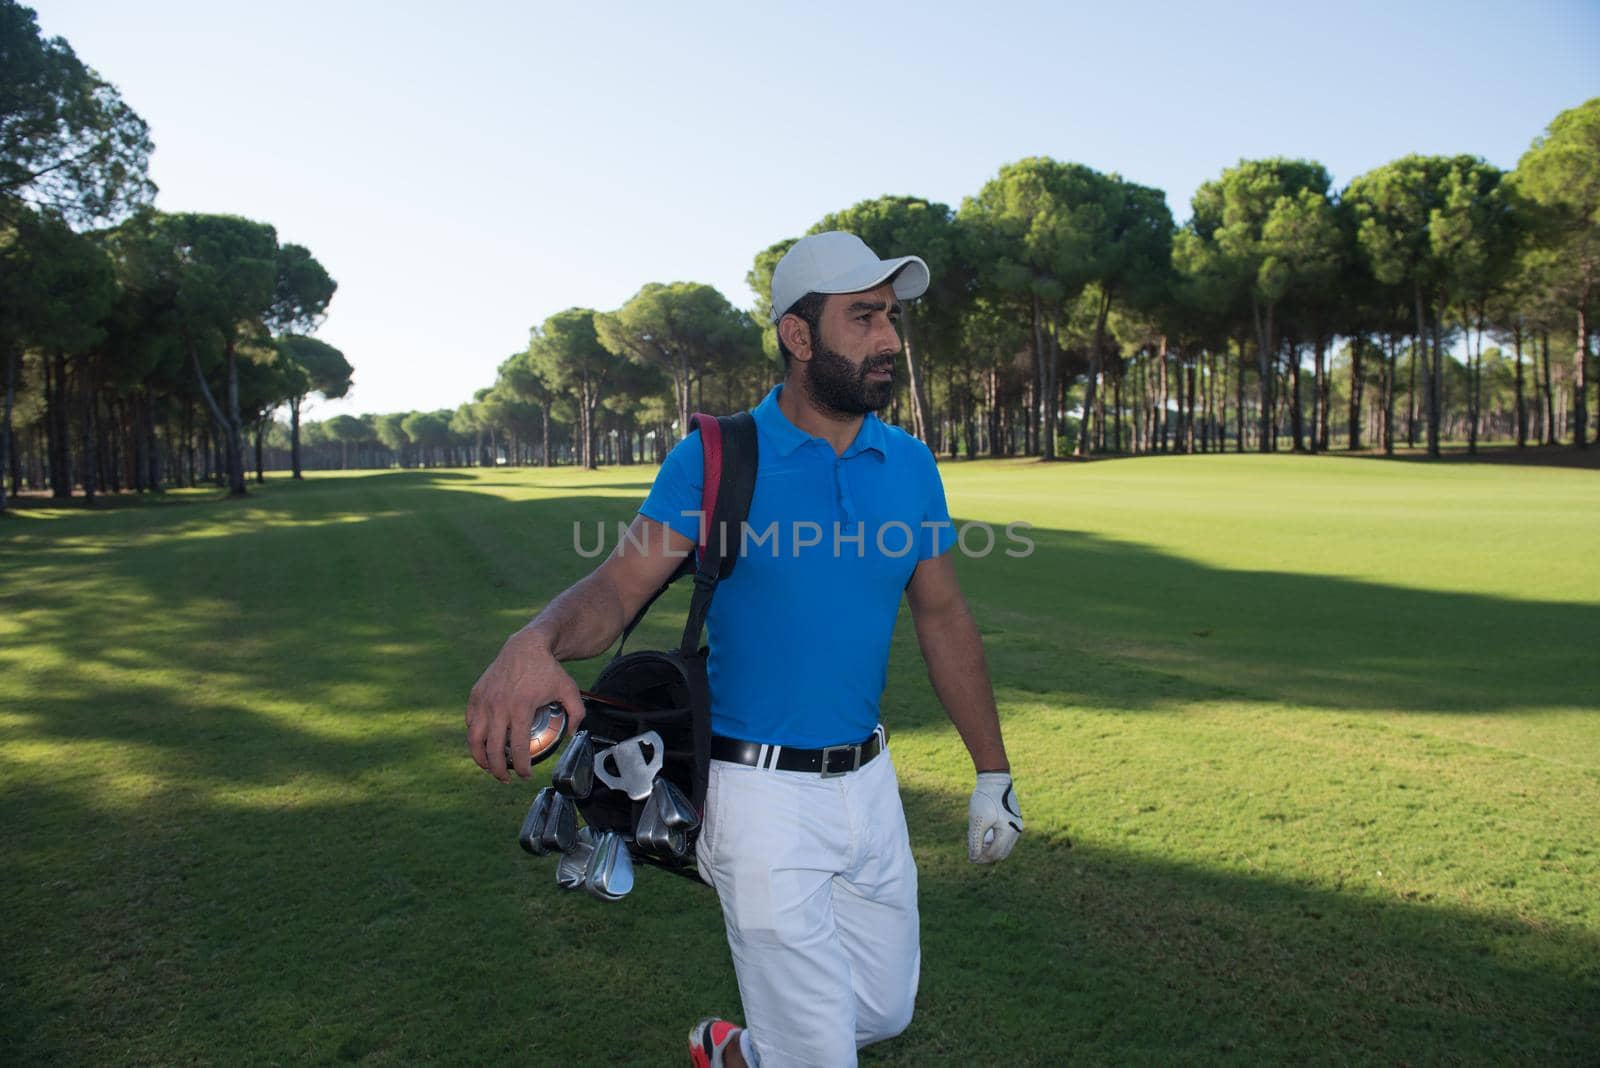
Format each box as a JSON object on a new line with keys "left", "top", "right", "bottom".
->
{"left": 466, "top": 232, "right": 1022, "bottom": 1067}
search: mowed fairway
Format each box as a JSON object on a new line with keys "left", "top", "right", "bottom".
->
{"left": 2, "top": 454, "right": 1597, "bottom": 1065}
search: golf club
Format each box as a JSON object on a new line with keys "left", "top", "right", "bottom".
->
{"left": 555, "top": 827, "right": 595, "bottom": 890}
{"left": 634, "top": 787, "right": 690, "bottom": 861}
{"left": 503, "top": 703, "right": 568, "bottom": 769}
{"left": 552, "top": 729, "right": 595, "bottom": 800}
{"left": 592, "top": 730, "right": 664, "bottom": 801}
{"left": 518, "top": 787, "right": 556, "bottom": 856}
{"left": 650, "top": 777, "right": 701, "bottom": 833}
{"left": 584, "top": 830, "right": 635, "bottom": 901}
{"left": 539, "top": 789, "right": 579, "bottom": 854}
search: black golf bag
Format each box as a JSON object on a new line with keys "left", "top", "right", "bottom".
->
{"left": 573, "top": 411, "right": 757, "bottom": 882}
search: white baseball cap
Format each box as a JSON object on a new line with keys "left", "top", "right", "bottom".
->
{"left": 770, "top": 231, "right": 930, "bottom": 323}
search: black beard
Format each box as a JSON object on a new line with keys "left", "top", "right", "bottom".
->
{"left": 803, "top": 336, "right": 894, "bottom": 416}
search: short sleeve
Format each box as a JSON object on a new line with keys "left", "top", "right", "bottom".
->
{"left": 917, "top": 448, "right": 958, "bottom": 560}
{"left": 639, "top": 431, "right": 705, "bottom": 543}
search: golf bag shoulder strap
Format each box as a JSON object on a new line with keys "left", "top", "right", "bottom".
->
{"left": 679, "top": 410, "right": 758, "bottom": 655}
{"left": 614, "top": 410, "right": 758, "bottom": 658}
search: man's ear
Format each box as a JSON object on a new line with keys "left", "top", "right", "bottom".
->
{"left": 778, "top": 313, "right": 813, "bottom": 363}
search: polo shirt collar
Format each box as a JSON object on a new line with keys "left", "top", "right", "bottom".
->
{"left": 753, "top": 385, "right": 888, "bottom": 461}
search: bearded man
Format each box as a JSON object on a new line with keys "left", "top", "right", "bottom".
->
{"left": 467, "top": 232, "right": 1022, "bottom": 1068}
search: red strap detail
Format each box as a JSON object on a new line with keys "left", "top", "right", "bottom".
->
{"left": 691, "top": 413, "right": 723, "bottom": 556}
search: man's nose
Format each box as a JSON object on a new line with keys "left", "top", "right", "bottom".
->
{"left": 875, "top": 317, "right": 902, "bottom": 355}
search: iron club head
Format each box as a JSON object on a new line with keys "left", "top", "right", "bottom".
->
{"left": 592, "top": 730, "right": 664, "bottom": 801}
{"left": 518, "top": 787, "right": 556, "bottom": 856}
{"left": 635, "top": 788, "right": 690, "bottom": 861}
{"left": 555, "top": 827, "right": 595, "bottom": 890}
{"left": 539, "top": 789, "right": 579, "bottom": 854}
{"left": 584, "top": 830, "right": 635, "bottom": 901}
{"left": 552, "top": 730, "right": 595, "bottom": 800}
{"left": 650, "top": 777, "right": 701, "bottom": 833}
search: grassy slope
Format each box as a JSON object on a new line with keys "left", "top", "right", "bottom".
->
{"left": 1, "top": 456, "right": 1596, "bottom": 1066}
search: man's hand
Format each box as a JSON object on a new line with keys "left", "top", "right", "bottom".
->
{"left": 465, "top": 516, "right": 692, "bottom": 783}
{"left": 967, "top": 772, "right": 1022, "bottom": 863}
{"left": 466, "top": 629, "right": 586, "bottom": 783}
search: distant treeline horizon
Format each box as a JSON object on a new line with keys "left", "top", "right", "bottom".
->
{"left": 280, "top": 95, "right": 1595, "bottom": 475}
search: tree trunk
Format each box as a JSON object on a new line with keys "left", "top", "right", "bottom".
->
{"left": 223, "top": 341, "right": 246, "bottom": 495}
{"left": 1157, "top": 338, "right": 1169, "bottom": 452}
{"left": 1466, "top": 308, "right": 1482, "bottom": 456}
{"left": 1112, "top": 367, "right": 1124, "bottom": 453}
{"left": 1514, "top": 325, "right": 1527, "bottom": 448}
{"left": 580, "top": 387, "right": 597, "bottom": 470}
{"left": 1406, "top": 336, "right": 1418, "bottom": 448}
{"left": 1185, "top": 356, "right": 1198, "bottom": 454}
{"left": 254, "top": 420, "right": 266, "bottom": 482}
{"left": 0, "top": 343, "right": 14, "bottom": 512}
{"left": 81, "top": 361, "right": 98, "bottom": 503}
{"left": 1315, "top": 335, "right": 1330, "bottom": 451}
{"left": 1289, "top": 338, "right": 1305, "bottom": 452}
{"left": 1206, "top": 350, "right": 1219, "bottom": 452}
{"left": 674, "top": 366, "right": 692, "bottom": 444}
{"left": 1032, "top": 296, "right": 1058, "bottom": 460}
{"left": 189, "top": 340, "right": 235, "bottom": 491}
{"left": 146, "top": 399, "right": 162, "bottom": 492}
{"left": 1076, "top": 293, "right": 1112, "bottom": 459}
{"left": 1209, "top": 348, "right": 1222, "bottom": 447}
{"left": 1384, "top": 334, "right": 1396, "bottom": 456}
{"left": 1348, "top": 337, "right": 1364, "bottom": 451}
{"left": 1540, "top": 329, "right": 1557, "bottom": 444}
{"left": 900, "top": 309, "right": 931, "bottom": 443}
{"left": 48, "top": 351, "right": 73, "bottom": 498}
{"left": 1253, "top": 297, "right": 1275, "bottom": 453}
{"left": 1235, "top": 336, "right": 1247, "bottom": 452}
{"left": 290, "top": 395, "right": 304, "bottom": 478}
{"left": 1413, "top": 287, "right": 1431, "bottom": 455}
{"left": 1428, "top": 303, "right": 1443, "bottom": 459}
{"left": 1575, "top": 290, "right": 1591, "bottom": 449}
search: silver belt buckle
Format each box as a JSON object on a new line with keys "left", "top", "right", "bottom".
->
{"left": 819, "top": 743, "right": 859, "bottom": 778}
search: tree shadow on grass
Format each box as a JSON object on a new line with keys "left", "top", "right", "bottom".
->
{"left": 5, "top": 477, "right": 1597, "bottom": 785}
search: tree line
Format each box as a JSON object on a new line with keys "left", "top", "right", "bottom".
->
{"left": 3, "top": 0, "right": 1594, "bottom": 503}
{"left": 297, "top": 98, "right": 1595, "bottom": 473}
{"left": 1, "top": 1, "right": 351, "bottom": 510}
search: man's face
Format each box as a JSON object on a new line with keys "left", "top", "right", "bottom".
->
{"left": 795, "top": 283, "right": 903, "bottom": 416}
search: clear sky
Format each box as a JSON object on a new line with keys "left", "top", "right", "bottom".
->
{"left": 32, "top": 0, "right": 1600, "bottom": 420}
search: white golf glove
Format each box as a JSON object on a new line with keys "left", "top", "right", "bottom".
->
{"left": 967, "top": 772, "right": 1022, "bottom": 863}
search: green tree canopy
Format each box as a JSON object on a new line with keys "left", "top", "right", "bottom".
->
{"left": 0, "top": 0, "right": 154, "bottom": 226}
{"left": 593, "top": 283, "right": 758, "bottom": 435}
{"left": 1513, "top": 97, "right": 1599, "bottom": 446}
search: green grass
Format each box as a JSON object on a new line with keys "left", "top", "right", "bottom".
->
{"left": 3, "top": 456, "right": 1597, "bottom": 1065}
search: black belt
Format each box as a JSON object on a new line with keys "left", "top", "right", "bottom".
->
{"left": 711, "top": 726, "right": 886, "bottom": 777}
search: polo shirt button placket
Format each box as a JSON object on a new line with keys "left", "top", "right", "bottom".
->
{"left": 835, "top": 459, "right": 856, "bottom": 524}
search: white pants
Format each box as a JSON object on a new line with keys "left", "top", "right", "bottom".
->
{"left": 696, "top": 749, "right": 920, "bottom": 1068}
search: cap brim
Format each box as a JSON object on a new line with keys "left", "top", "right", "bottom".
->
{"left": 812, "top": 254, "right": 930, "bottom": 304}
{"left": 773, "top": 255, "right": 931, "bottom": 321}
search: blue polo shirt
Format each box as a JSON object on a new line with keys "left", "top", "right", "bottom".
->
{"left": 639, "top": 385, "right": 958, "bottom": 747}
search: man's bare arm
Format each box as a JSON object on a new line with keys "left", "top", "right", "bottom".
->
{"left": 466, "top": 515, "right": 695, "bottom": 782}
{"left": 905, "top": 552, "right": 1009, "bottom": 773}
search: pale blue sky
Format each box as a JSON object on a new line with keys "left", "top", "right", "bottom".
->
{"left": 33, "top": 0, "right": 1600, "bottom": 418}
